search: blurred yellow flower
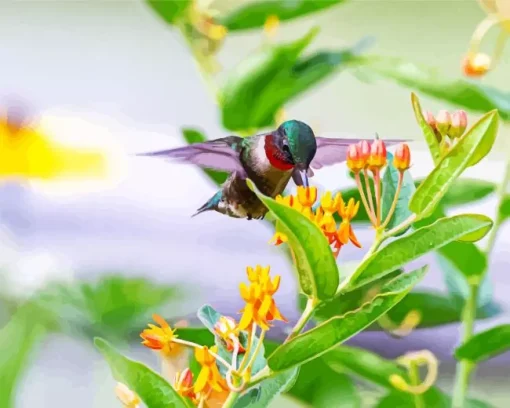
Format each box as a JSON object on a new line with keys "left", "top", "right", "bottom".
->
{"left": 264, "top": 15, "right": 280, "bottom": 38}
{"left": 0, "top": 108, "right": 108, "bottom": 181}
{"left": 174, "top": 368, "right": 197, "bottom": 403}
{"left": 115, "top": 383, "right": 140, "bottom": 408}
{"left": 238, "top": 265, "right": 287, "bottom": 331}
{"left": 214, "top": 316, "right": 245, "bottom": 353}
{"left": 194, "top": 346, "right": 229, "bottom": 395}
{"left": 271, "top": 187, "right": 361, "bottom": 258}
{"left": 462, "top": 0, "right": 509, "bottom": 77}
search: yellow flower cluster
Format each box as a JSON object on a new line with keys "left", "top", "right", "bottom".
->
{"left": 238, "top": 265, "right": 287, "bottom": 331}
{"left": 272, "top": 186, "right": 361, "bottom": 258}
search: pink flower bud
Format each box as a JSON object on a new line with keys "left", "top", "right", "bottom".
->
{"left": 393, "top": 143, "right": 411, "bottom": 171}
{"left": 368, "top": 140, "right": 387, "bottom": 169}
{"left": 435, "top": 110, "right": 451, "bottom": 136}
{"left": 358, "top": 140, "right": 370, "bottom": 162}
{"left": 449, "top": 110, "right": 468, "bottom": 139}
{"left": 423, "top": 110, "right": 436, "bottom": 130}
{"left": 347, "top": 144, "right": 365, "bottom": 173}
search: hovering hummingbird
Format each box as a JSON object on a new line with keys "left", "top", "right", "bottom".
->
{"left": 138, "top": 120, "right": 400, "bottom": 220}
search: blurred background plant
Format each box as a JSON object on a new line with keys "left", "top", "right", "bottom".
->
{"left": 0, "top": 0, "right": 509, "bottom": 407}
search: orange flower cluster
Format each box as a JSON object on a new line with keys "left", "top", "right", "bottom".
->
{"left": 272, "top": 187, "right": 361, "bottom": 258}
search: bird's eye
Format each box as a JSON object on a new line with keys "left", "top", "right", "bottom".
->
{"left": 282, "top": 144, "right": 290, "bottom": 153}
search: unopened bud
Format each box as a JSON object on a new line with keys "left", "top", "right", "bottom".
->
{"left": 448, "top": 110, "right": 467, "bottom": 139}
{"left": 462, "top": 53, "right": 491, "bottom": 77}
{"left": 368, "top": 140, "right": 387, "bottom": 169}
{"left": 423, "top": 110, "right": 436, "bottom": 129}
{"left": 115, "top": 383, "right": 140, "bottom": 408}
{"left": 358, "top": 140, "right": 370, "bottom": 163}
{"left": 393, "top": 143, "right": 411, "bottom": 171}
{"left": 435, "top": 110, "right": 451, "bottom": 136}
{"left": 346, "top": 144, "right": 365, "bottom": 173}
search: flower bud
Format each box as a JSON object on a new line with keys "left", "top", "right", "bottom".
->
{"left": 448, "top": 110, "right": 467, "bottom": 139}
{"left": 346, "top": 144, "right": 365, "bottom": 173}
{"left": 435, "top": 110, "right": 451, "bottom": 136}
{"left": 115, "top": 383, "right": 140, "bottom": 408}
{"left": 368, "top": 140, "right": 387, "bottom": 169}
{"left": 462, "top": 53, "right": 491, "bottom": 77}
{"left": 393, "top": 143, "right": 411, "bottom": 171}
{"left": 358, "top": 140, "right": 370, "bottom": 163}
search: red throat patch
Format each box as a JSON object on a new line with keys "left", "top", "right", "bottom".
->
{"left": 264, "top": 135, "right": 294, "bottom": 171}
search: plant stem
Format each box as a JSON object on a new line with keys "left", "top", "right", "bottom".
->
{"left": 238, "top": 323, "right": 256, "bottom": 372}
{"left": 374, "top": 169, "right": 382, "bottom": 226}
{"left": 285, "top": 297, "right": 316, "bottom": 342}
{"left": 242, "top": 330, "right": 266, "bottom": 376}
{"left": 381, "top": 171, "right": 404, "bottom": 229}
{"left": 363, "top": 168, "right": 376, "bottom": 218}
{"left": 452, "top": 283, "right": 478, "bottom": 408}
{"left": 452, "top": 159, "right": 510, "bottom": 408}
{"left": 409, "top": 361, "right": 424, "bottom": 408}
{"left": 222, "top": 391, "right": 240, "bottom": 408}
{"left": 355, "top": 172, "right": 377, "bottom": 226}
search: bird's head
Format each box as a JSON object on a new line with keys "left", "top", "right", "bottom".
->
{"left": 276, "top": 120, "right": 317, "bottom": 186}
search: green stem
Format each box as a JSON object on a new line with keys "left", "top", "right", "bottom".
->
{"left": 452, "top": 159, "right": 510, "bottom": 408}
{"left": 285, "top": 297, "right": 317, "bottom": 342}
{"left": 242, "top": 330, "right": 266, "bottom": 376}
{"left": 381, "top": 171, "right": 404, "bottom": 229}
{"left": 452, "top": 283, "right": 478, "bottom": 408}
{"left": 222, "top": 391, "right": 240, "bottom": 408}
{"left": 410, "top": 361, "right": 424, "bottom": 408}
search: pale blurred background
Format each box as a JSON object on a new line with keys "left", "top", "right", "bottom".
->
{"left": 1, "top": 0, "right": 509, "bottom": 407}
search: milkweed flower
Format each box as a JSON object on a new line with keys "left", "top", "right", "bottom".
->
{"left": 462, "top": 0, "right": 510, "bottom": 77}
{"left": 214, "top": 316, "right": 245, "bottom": 353}
{"left": 238, "top": 265, "right": 287, "bottom": 331}
{"left": 174, "top": 368, "right": 198, "bottom": 403}
{"left": 140, "top": 314, "right": 181, "bottom": 356}
{"left": 194, "top": 346, "right": 229, "bottom": 394}
{"left": 271, "top": 187, "right": 361, "bottom": 258}
{"left": 0, "top": 106, "right": 109, "bottom": 182}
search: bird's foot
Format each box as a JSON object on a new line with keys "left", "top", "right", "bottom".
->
{"left": 247, "top": 214, "right": 253, "bottom": 220}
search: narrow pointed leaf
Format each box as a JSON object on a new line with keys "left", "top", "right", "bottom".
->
{"left": 355, "top": 56, "right": 510, "bottom": 120}
{"left": 441, "top": 179, "right": 495, "bottom": 207}
{"left": 455, "top": 324, "right": 510, "bottom": 363}
{"left": 182, "top": 129, "right": 228, "bottom": 186}
{"left": 499, "top": 195, "right": 510, "bottom": 221}
{"left": 409, "top": 110, "right": 499, "bottom": 218}
{"left": 219, "top": 0, "right": 346, "bottom": 31}
{"left": 248, "top": 179, "right": 339, "bottom": 300}
{"left": 381, "top": 152, "right": 416, "bottom": 234}
{"left": 411, "top": 93, "right": 441, "bottom": 164}
{"left": 348, "top": 214, "right": 492, "bottom": 290}
{"left": 267, "top": 267, "right": 426, "bottom": 371}
{"left": 95, "top": 338, "right": 188, "bottom": 408}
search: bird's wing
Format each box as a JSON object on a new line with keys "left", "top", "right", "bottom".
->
{"left": 310, "top": 136, "right": 406, "bottom": 171}
{"left": 137, "top": 136, "right": 246, "bottom": 177}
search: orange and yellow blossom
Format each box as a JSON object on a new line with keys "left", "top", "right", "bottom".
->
{"left": 238, "top": 265, "right": 287, "bottom": 331}
{"left": 194, "top": 346, "right": 229, "bottom": 396}
{"left": 0, "top": 107, "right": 108, "bottom": 181}
{"left": 174, "top": 368, "right": 198, "bottom": 403}
{"left": 140, "top": 314, "right": 184, "bottom": 357}
{"left": 214, "top": 316, "right": 245, "bottom": 353}
{"left": 462, "top": 0, "right": 510, "bottom": 77}
{"left": 271, "top": 187, "right": 361, "bottom": 258}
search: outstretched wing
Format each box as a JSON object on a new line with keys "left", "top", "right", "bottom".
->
{"left": 137, "top": 136, "right": 246, "bottom": 177}
{"left": 310, "top": 136, "right": 406, "bottom": 171}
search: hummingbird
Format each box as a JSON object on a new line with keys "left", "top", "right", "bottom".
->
{"left": 138, "top": 120, "right": 400, "bottom": 220}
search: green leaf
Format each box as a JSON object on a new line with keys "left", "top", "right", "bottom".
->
{"left": 221, "top": 29, "right": 362, "bottom": 131}
{"left": 95, "top": 338, "right": 188, "bottom": 408}
{"left": 348, "top": 214, "right": 493, "bottom": 290}
{"left": 499, "top": 195, "right": 510, "bottom": 221}
{"left": 381, "top": 152, "right": 416, "bottom": 234}
{"left": 0, "top": 305, "right": 48, "bottom": 408}
{"left": 234, "top": 368, "right": 298, "bottom": 408}
{"left": 356, "top": 56, "right": 510, "bottom": 120}
{"left": 35, "top": 275, "right": 188, "bottom": 342}
{"left": 248, "top": 179, "right": 339, "bottom": 300}
{"left": 197, "top": 304, "right": 222, "bottom": 333}
{"left": 455, "top": 324, "right": 510, "bottom": 363}
{"left": 219, "top": 0, "right": 346, "bottom": 31}
{"left": 409, "top": 110, "right": 499, "bottom": 217}
{"left": 442, "top": 179, "right": 496, "bottom": 207}
{"left": 146, "top": 0, "right": 191, "bottom": 25}
{"left": 181, "top": 129, "right": 228, "bottom": 186}
{"left": 375, "top": 391, "right": 493, "bottom": 408}
{"left": 411, "top": 92, "right": 441, "bottom": 164}
{"left": 289, "top": 357, "right": 360, "bottom": 408}
{"left": 267, "top": 267, "right": 426, "bottom": 372}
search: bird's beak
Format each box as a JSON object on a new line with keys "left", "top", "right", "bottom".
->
{"left": 300, "top": 169, "right": 309, "bottom": 187}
